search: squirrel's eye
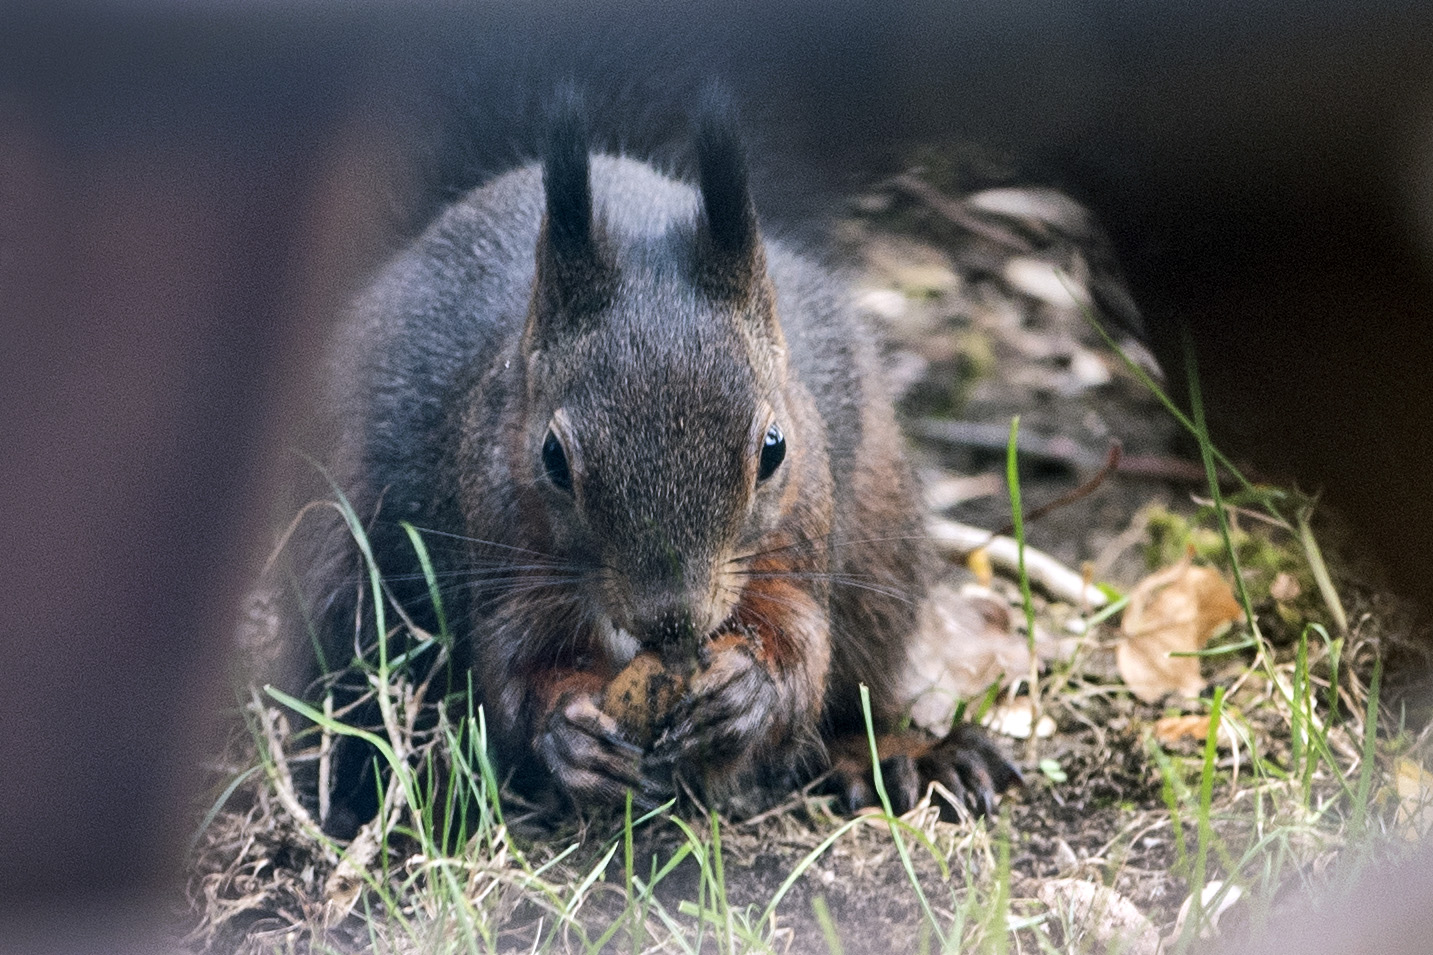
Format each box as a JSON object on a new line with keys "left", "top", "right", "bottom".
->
{"left": 757, "top": 423, "right": 785, "bottom": 482}
{"left": 542, "top": 429, "right": 572, "bottom": 493}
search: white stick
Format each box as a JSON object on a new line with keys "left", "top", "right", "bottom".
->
{"left": 927, "top": 517, "right": 1109, "bottom": 608}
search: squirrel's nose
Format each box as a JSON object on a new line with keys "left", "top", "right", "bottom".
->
{"left": 633, "top": 607, "right": 699, "bottom": 652}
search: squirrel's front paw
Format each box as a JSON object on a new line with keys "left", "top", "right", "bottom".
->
{"left": 647, "top": 634, "right": 780, "bottom": 778}
{"left": 537, "top": 690, "right": 650, "bottom": 807}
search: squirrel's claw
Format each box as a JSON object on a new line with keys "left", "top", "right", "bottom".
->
{"left": 538, "top": 693, "right": 647, "bottom": 805}
{"left": 831, "top": 723, "right": 1022, "bottom": 821}
{"left": 836, "top": 751, "right": 922, "bottom": 815}
{"left": 918, "top": 723, "right": 1024, "bottom": 820}
{"left": 650, "top": 639, "right": 780, "bottom": 774}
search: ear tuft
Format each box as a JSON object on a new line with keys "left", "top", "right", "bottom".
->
{"left": 543, "top": 86, "right": 594, "bottom": 261}
{"left": 528, "top": 85, "right": 613, "bottom": 339}
{"left": 693, "top": 90, "right": 768, "bottom": 305}
{"left": 694, "top": 90, "right": 758, "bottom": 260}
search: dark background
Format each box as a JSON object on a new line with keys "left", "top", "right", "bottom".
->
{"left": 3, "top": 2, "right": 1432, "bottom": 951}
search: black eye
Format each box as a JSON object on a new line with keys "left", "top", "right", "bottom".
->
{"left": 757, "top": 423, "right": 785, "bottom": 482}
{"left": 542, "top": 429, "right": 572, "bottom": 493}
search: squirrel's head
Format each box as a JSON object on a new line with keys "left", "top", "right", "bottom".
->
{"left": 514, "top": 99, "right": 812, "bottom": 664}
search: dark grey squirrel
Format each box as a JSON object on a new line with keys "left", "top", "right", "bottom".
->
{"left": 296, "top": 94, "right": 1021, "bottom": 835}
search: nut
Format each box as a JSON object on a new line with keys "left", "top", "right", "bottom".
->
{"left": 601, "top": 651, "right": 687, "bottom": 747}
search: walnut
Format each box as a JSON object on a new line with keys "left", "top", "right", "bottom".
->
{"left": 602, "top": 651, "right": 687, "bottom": 747}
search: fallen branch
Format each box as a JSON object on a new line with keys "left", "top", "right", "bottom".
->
{"left": 927, "top": 517, "right": 1108, "bottom": 608}
{"left": 885, "top": 172, "right": 1031, "bottom": 252}
{"left": 915, "top": 418, "right": 1225, "bottom": 484}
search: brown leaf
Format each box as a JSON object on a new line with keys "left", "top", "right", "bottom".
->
{"left": 965, "top": 545, "right": 994, "bottom": 587}
{"left": 1153, "top": 713, "right": 1213, "bottom": 746}
{"left": 904, "top": 583, "right": 1035, "bottom": 733}
{"left": 1118, "top": 558, "right": 1243, "bottom": 703}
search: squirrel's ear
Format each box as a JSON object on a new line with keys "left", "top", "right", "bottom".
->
{"left": 693, "top": 97, "right": 768, "bottom": 303}
{"left": 530, "top": 90, "right": 613, "bottom": 344}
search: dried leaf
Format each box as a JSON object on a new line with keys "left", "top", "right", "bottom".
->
{"left": 985, "top": 697, "right": 1056, "bottom": 739}
{"left": 966, "top": 546, "right": 994, "bottom": 586}
{"left": 1394, "top": 757, "right": 1433, "bottom": 840}
{"left": 1003, "top": 256, "right": 1090, "bottom": 310}
{"left": 1269, "top": 571, "right": 1302, "bottom": 603}
{"left": 324, "top": 822, "right": 383, "bottom": 920}
{"left": 1118, "top": 558, "right": 1242, "bottom": 703}
{"left": 1153, "top": 714, "right": 1213, "bottom": 746}
{"left": 1038, "top": 878, "right": 1161, "bottom": 955}
{"left": 904, "top": 583, "right": 1035, "bottom": 733}
{"left": 1068, "top": 347, "right": 1113, "bottom": 388}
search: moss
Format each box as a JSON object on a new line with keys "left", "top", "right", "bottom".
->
{"left": 1143, "top": 505, "right": 1331, "bottom": 637}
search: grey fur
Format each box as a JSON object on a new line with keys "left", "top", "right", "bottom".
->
{"left": 304, "top": 143, "right": 931, "bottom": 819}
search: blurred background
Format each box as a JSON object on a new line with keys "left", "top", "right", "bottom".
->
{"left": 3, "top": 1, "right": 1432, "bottom": 951}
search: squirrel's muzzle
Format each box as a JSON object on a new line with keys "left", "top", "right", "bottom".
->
{"left": 633, "top": 607, "right": 701, "bottom": 656}
{"left": 620, "top": 574, "right": 732, "bottom": 663}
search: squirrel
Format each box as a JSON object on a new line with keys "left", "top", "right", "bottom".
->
{"left": 297, "top": 95, "right": 1021, "bottom": 834}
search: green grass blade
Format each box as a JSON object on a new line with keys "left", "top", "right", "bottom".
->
{"left": 1183, "top": 336, "right": 1260, "bottom": 644}
{"left": 861, "top": 684, "right": 948, "bottom": 950}
{"left": 188, "top": 764, "right": 263, "bottom": 854}
{"left": 401, "top": 521, "right": 453, "bottom": 647}
{"left": 1006, "top": 416, "right": 1043, "bottom": 766}
{"left": 1352, "top": 656, "right": 1383, "bottom": 841}
{"left": 812, "top": 894, "right": 845, "bottom": 955}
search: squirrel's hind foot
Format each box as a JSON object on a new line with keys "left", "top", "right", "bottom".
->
{"left": 829, "top": 724, "right": 1023, "bottom": 821}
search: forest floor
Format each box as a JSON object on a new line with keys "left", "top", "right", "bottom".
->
{"left": 183, "top": 168, "right": 1433, "bottom": 955}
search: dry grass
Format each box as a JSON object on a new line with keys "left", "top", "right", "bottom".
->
{"left": 184, "top": 490, "right": 1432, "bottom": 955}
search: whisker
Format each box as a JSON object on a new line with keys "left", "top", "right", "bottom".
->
{"left": 377, "top": 563, "right": 581, "bottom": 583}
{"left": 737, "top": 603, "right": 783, "bottom": 637}
{"left": 328, "top": 571, "right": 584, "bottom": 608}
{"left": 732, "top": 570, "right": 917, "bottom": 605}
{"left": 400, "top": 524, "right": 557, "bottom": 561}
{"left": 465, "top": 578, "right": 586, "bottom": 600}
{"left": 741, "top": 592, "right": 810, "bottom": 623}
{"left": 726, "top": 538, "right": 823, "bottom": 565}
{"left": 729, "top": 530, "right": 954, "bottom": 567}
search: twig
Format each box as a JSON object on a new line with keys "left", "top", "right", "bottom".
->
{"left": 991, "top": 441, "right": 1123, "bottom": 538}
{"left": 885, "top": 172, "right": 1031, "bottom": 251}
{"left": 250, "top": 688, "right": 337, "bottom": 863}
{"left": 928, "top": 517, "right": 1108, "bottom": 607}
{"left": 915, "top": 418, "right": 1221, "bottom": 484}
